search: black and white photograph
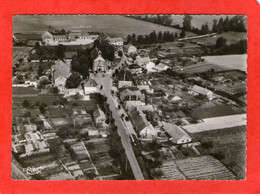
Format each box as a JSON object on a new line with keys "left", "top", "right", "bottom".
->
{"left": 12, "top": 14, "right": 247, "bottom": 180}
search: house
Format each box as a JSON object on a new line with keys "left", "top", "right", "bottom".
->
{"left": 163, "top": 123, "right": 192, "bottom": 144}
{"left": 145, "top": 62, "right": 156, "bottom": 72}
{"left": 127, "top": 64, "right": 142, "bottom": 74}
{"left": 135, "top": 56, "right": 151, "bottom": 67}
{"left": 118, "top": 69, "right": 133, "bottom": 88}
{"left": 93, "top": 105, "right": 107, "bottom": 129}
{"left": 137, "top": 84, "right": 154, "bottom": 94}
{"left": 154, "top": 63, "right": 170, "bottom": 72}
{"left": 119, "top": 87, "right": 145, "bottom": 110}
{"left": 108, "top": 37, "right": 124, "bottom": 46}
{"left": 52, "top": 59, "right": 70, "bottom": 93}
{"left": 93, "top": 55, "right": 107, "bottom": 72}
{"left": 123, "top": 44, "right": 137, "bottom": 55}
{"left": 189, "top": 85, "right": 213, "bottom": 100}
{"left": 129, "top": 107, "right": 157, "bottom": 139}
{"left": 83, "top": 78, "right": 98, "bottom": 94}
{"left": 42, "top": 30, "right": 98, "bottom": 46}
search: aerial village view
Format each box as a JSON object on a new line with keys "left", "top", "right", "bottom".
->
{"left": 12, "top": 15, "right": 247, "bottom": 180}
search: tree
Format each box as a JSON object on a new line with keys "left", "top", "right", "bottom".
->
{"left": 137, "top": 35, "right": 145, "bottom": 44}
{"left": 131, "top": 34, "right": 136, "bottom": 44}
{"left": 215, "top": 37, "right": 227, "bottom": 48}
{"left": 158, "top": 31, "right": 164, "bottom": 43}
{"left": 223, "top": 16, "right": 230, "bottom": 32}
{"left": 97, "top": 41, "right": 115, "bottom": 61}
{"left": 212, "top": 19, "right": 218, "bottom": 33}
{"left": 149, "top": 31, "right": 158, "bottom": 43}
{"left": 179, "top": 29, "right": 186, "bottom": 38}
{"left": 65, "top": 72, "right": 82, "bottom": 88}
{"left": 126, "top": 35, "right": 132, "bottom": 44}
{"left": 183, "top": 15, "right": 193, "bottom": 31}
{"left": 56, "top": 44, "right": 65, "bottom": 58}
{"left": 22, "top": 100, "right": 30, "bottom": 108}
{"left": 217, "top": 18, "right": 224, "bottom": 33}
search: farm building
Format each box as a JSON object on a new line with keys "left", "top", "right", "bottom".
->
{"left": 107, "top": 37, "right": 124, "bottom": 46}
{"left": 163, "top": 123, "right": 192, "bottom": 144}
{"left": 42, "top": 30, "right": 98, "bottom": 46}
{"left": 189, "top": 85, "right": 213, "bottom": 100}
{"left": 129, "top": 107, "right": 157, "bottom": 139}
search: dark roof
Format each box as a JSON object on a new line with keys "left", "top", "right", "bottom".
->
{"left": 118, "top": 69, "right": 133, "bottom": 81}
{"left": 91, "top": 48, "right": 101, "bottom": 60}
{"left": 118, "top": 87, "right": 139, "bottom": 93}
{"left": 128, "top": 64, "right": 140, "bottom": 69}
{"left": 129, "top": 107, "right": 149, "bottom": 133}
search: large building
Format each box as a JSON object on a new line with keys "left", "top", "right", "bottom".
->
{"left": 129, "top": 107, "right": 157, "bottom": 139}
{"left": 42, "top": 30, "right": 99, "bottom": 46}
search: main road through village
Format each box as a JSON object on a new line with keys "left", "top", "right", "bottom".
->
{"left": 93, "top": 55, "right": 145, "bottom": 180}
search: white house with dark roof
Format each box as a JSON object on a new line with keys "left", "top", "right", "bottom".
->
{"left": 189, "top": 85, "right": 213, "bottom": 100}
{"left": 129, "top": 107, "right": 157, "bottom": 139}
{"left": 135, "top": 56, "right": 151, "bottom": 68}
{"left": 83, "top": 78, "right": 98, "bottom": 94}
{"left": 123, "top": 44, "right": 137, "bottom": 55}
{"left": 163, "top": 122, "right": 192, "bottom": 144}
{"left": 93, "top": 105, "right": 108, "bottom": 129}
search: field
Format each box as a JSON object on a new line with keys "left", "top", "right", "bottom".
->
{"left": 191, "top": 102, "right": 246, "bottom": 119}
{"left": 13, "top": 15, "right": 195, "bottom": 38}
{"left": 193, "top": 126, "right": 247, "bottom": 179}
{"left": 195, "top": 32, "right": 247, "bottom": 45}
{"left": 169, "top": 15, "right": 247, "bottom": 30}
{"left": 13, "top": 47, "right": 33, "bottom": 65}
{"left": 203, "top": 54, "right": 247, "bottom": 72}
{"left": 179, "top": 54, "right": 247, "bottom": 74}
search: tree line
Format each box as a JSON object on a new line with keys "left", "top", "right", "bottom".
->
{"left": 127, "top": 30, "right": 177, "bottom": 45}
{"left": 128, "top": 15, "right": 247, "bottom": 37}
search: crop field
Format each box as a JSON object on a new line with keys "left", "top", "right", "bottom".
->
{"left": 13, "top": 15, "right": 195, "bottom": 38}
{"left": 191, "top": 102, "right": 246, "bottom": 119}
{"left": 193, "top": 126, "right": 247, "bottom": 179}
{"left": 202, "top": 54, "right": 247, "bottom": 72}
{"left": 180, "top": 54, "right": 247, "bottom": 74}
{"left": 194, "top": 32, "right": 247, "bottom": 45}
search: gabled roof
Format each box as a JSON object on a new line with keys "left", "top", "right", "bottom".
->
{"left": 94, "top": 55, "right": 105, "bottom": 62}
{"left": 124, "top": 44, "right": 136, "bottom": 51}
{"left": 129, "top": 107, "right": 150, "bottom": 133}
{"left": 53, "top": 60, "right": 70, "bottom": 80}
{"left": 155, "top": 63, "right": 170, "bottom": 70}
{"left": 98, "top": 32, "right": 109, "bottom": 41}
{"left": 84, "top": 78, "right": 97, "bottom": 87}
{"left": 136, "top": 56, "right": 151, "bottom": 66}
{"left": 108, "top": 37, "right": 123, "bottom": 43}
{"left": 91, "top": 47, "right": 102, "bottom": 60}
{"left": 93, "top": 105, "right": 106, "bottom": 120}
{"left": 163, "top": 123, "right": 191, "bottom": 144}
{"left": 191, "top": 85, "right": 212, "bottom": 95}
{"left": 118, "top": 69, "right": 133, "bottom": 81}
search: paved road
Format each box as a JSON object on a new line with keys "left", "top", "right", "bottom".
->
{"left": 94, "top": 56, "right": 144, "bottom": 180}
{"left": 11, "top": 162, "right": 29, "bottom": 180}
